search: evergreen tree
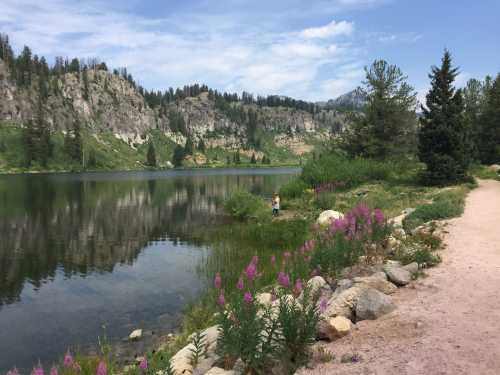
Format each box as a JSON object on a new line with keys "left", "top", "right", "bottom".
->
{"left": 64, "top": 120, "right": 83, "bottom": 163}
{"left": 477, "top": 74, "right": 500, "bottom": 164}
{"left": 463, "top": 78, "right": 485, "bottom": 160}
{"left": 418, "top": 51, "right": 469, "bottom": 185}
{"left": 341, "top": 60, "right": 417, "bottom": 159}
{"left": 22, "top": 119, "right": 36, "bottom": 166}
{"left": 233, "top": 150, "right": 241, "bottom": 164}
{"left": 226, "top": 155, "right": 231, "bottom": 165}
{"left": 87, "top": 150, "right": 97, "bottom": 168}
{"left": 250, "top": 153, "right": 256, "bottom": 164}
{"left": 146, "top": 142, "right": 157, "bottom": 167}
{"left": 82, "top": 66, "right": 89, "bottom": 100}
{"left": 35, "top": 104, "right": 53, "bottom": 167}
{"left": 198, "top": 139, "right": 206, "bottom": 153}
{"left": 261, "top": 155, "right": 267, "bottom": 164}
{"left": 172, "top": 144, "right": 185, "bottom": 167}
{"left": 184, "top": 137, "right": 194, "bottom": 155}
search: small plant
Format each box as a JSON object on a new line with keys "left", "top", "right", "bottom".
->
{"left": 223, "top": 190, "right": 265, "bottom": 221}
{"left": 189, "top": 331, "right": 206, "bottom": 367}
{"left": 316, "top": 346, "right": 335, "bottom": 363}
{"left": 313, "top": 192, "right": 336, "bottom": 210}
{"left": 279, "top": 179, "right": 308, "bottom": 199}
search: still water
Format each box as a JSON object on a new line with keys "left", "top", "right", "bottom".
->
{"left": 0, "top": 168, "right": 299, "bottom": 372}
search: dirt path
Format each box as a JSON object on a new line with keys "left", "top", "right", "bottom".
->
{"left": 299, "top": 179, "right": 500, "bottom": 375}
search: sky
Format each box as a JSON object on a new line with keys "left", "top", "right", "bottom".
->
{"left": 1, "top": 0, "right": 499, "bottom": 102}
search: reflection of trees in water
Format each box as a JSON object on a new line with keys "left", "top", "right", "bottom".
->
{"left": 0, "top": 173, "right": 291, "bottom": 306}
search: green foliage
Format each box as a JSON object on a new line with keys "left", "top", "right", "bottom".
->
{"left": 172, "top": 144, "right": 185, "bottom": 167}
{"left": 341, "top": 60, "right": 418, "bottom": 160}
{"left": 197, "top": 138, "right": 206, "bottom": 153}
{"left": 313, "top": 192, "right": 336, "bottom": 210}
{"left": 184, "top": 137, "right": 194, "bottom": 156}
{"left": 477, "top": 74, "right": 500, "bottom": 164}
{"left": 168, "top": 110, "right": 188, "bottom": 135}
{"left": 274, "top": 287, "right": 320, "bottom": 372}
{"left": 64, "top": 121, "right": 83, "bottom": 164}
{"left": 250, "top": 153, "right": 257, "bottom": 164}
{"left": 418, "top": 50, "right": 470, "bottom": 185}
{"left": 301, "top": 154, "right": 394, "bottom": 189}
{"left": 146, "top": 142, "right": 157, "bottom": 167}
{"left": 393, "top": 243, "right": 441, "bottom": 267}
{"left": 403, "top": 188, "right": 467, "bottom": 231}
{"left": 279, "top": 179, "right": 308, "bottom": 200}
{"left": 223, "top": 190, "right": 265, "bottom": 221}
{"left": 189, "top": 331, "right": 206, "bottom": 367}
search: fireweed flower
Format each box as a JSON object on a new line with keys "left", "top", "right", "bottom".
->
{"left": 293, "top": 279, "right": 303, "bottom": 296}
{"left": 320, "top": 298, "right": 328, "bottom": 313}
{"left": 214, "top": 273, "right": 222, "bottom": 290}
{"left": 283, "top": 251, "right": 291, "bottom": 258}
{"left": 217, "top": 290, "right": 225, "bottom": 306}
{"left": 64, "top": 351, "right": 74, "bottom": 367}
{"left": 374, "top": 208, "right": 384, "bottom": 225}
{"left": 138, "top": 357, "right": 148, "bottom": 371}
{"left": 243, "top": 291, "right": 253, "bottom": 304}
{"left": 271, "top": 255, "right": 276, "bottom": 265}
{"left": 32, "top": 365, "right": 44, "bottom": 375}
{"left": 277, "top": 272, "right": 290, "bottom": 288}
{"left": 50, "top": 367, "right": 58, "bottom": 375}
{"left": 245, "top": 262, "right": 257, "bottom": 281}
{"left": 236, "top": 277, "right": 244, "bottom": 290}
{"left": 251, "top": 255, "right": 259, "bottom": 265}
{"left": 96, "top": 361, "right": 107, "bottom": 375}
{"left": 7, "top": 368, "right": 21, "bottom": 375}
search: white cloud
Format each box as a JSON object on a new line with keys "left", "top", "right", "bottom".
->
{"left": 300, "top": 20, "right": 354, "bottom": 39}
{"left": 0, "top": 0, "right": 399, "bottom": 101}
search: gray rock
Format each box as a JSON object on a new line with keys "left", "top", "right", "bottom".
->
{"left": 332, "top": 279, "right": 354, "bottom": 297}
{"left": 353, "top": 272, "right": 397, "bottom": 295}
{"left": 324, "top": 285, "right": 368, "bottom": 320}
{"left": 403, "top": 262, "right": 419, "bottom": 274}
{"left": 355, "top": 288, "right": 396, "bottom": 321}
{"left": 384, "top": 264, "right": 412, "bottom": 286}
{"left": 205, "top": 367, "right": 238, "bottom": 375}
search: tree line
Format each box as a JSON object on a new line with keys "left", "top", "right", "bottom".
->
{"left": 340, "top": 50, "right": 500, "bottom": 185}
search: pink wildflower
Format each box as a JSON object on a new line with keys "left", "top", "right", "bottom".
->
{"left": 320, "top": 298, "right": 328, "bottom": 313}
{"left": 214, "top": 272, "right": 222, "bottom": 289}
{"left": 31, "top": 365, "right": 44, "bottom": 375}
{"left": 50, "top": 367, "right": 58, "bottom": 375}
{"left": 7, "top": 368, "right": 21, "bottom": 375}
{"left": 373, "top": 208, "right": 384, "bottom": 225}
{"left": 251, "top": 255, "right": 259, "bottom": 265}
{"left": 245, "top": 262, "right": 257, "bottom": 281}
{"left": 236, "top": 277, "right": 244, "bottom": 290}
{"left": 138, "top": 357, "right": 148, "bottom": 371}
{"left": 293, "top": 279, "right": 303, "bottom": 296}
{"left": 217, "top": 290, "right": 225, "bottom": 306}
{"left": 96, "top": 361, "right": 107, "bottom": 375}
{"left": 64, "top": 351, "right": 74, "bottom": 367}
{"left": 271, "top": 255, "right": 276, "bottom": 265}
{"left": 283, "top": 251, "right": 291, "bottom": 258}
{"left": 277, "top": 272, "right": 290, "bottom": 288}
{"left": 243, "top": 291, "right": 253, "bottom": 304}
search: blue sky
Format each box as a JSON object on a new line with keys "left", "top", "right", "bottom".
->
{"left": 1, "top": 0, "right": 499, "bottom": 102}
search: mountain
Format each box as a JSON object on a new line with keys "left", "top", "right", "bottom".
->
{"left": 319, "top": 87, "right": 367, "bottom": 111}
{"left": 0, "top": 34, "right": 353, "bottom": 171}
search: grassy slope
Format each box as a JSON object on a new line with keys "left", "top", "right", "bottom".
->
{"left": 0, "top": 124, "right": 308, "bottom": 173}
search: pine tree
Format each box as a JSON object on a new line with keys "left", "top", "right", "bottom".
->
{"left": 418, "top": 50, "right": 469, "bottom": 185}
{"left": 250, "top": 153, "right": 256, "bottom": 164}
{"left": 35, "top": 104, "right": 53, "bottom": 167}
{"left": 146, "top": 142, "right": 157, "bottom": 167}
{"left": 172, "top": 144, "right": 185, "bottom": 167}
{"left": 477, "top": 74, "right": 500, "bottom": 164}
{"left": 184, "top": 137, "right": 194, "bottom": 155}
{"left": 198, "top": 139, "right": 206, "bottom": 153}
{"left": 22, "top": 119, "right": 36, "bottom": 166}
{"left": 233, "top": 150, "right": 241, "bottom": 164}
{"left": 463, "top": 78, "right": 485, "bottom": 160}
{"left": 88, "top": 150, "right": 97, "bottom": 168}
{"left": 226, "top": 155, "right": 231, "bottom": 165}
{"left": 82, "top": 66, "right": 89, "bottom": 100}
{"left": 341, "top": 60, "right": 417, "bottom": 160}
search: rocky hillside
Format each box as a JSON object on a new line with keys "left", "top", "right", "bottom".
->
{"left": 0, "top": 57, "right": 350, "bottom": 154}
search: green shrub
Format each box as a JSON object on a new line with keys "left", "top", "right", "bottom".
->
{"left": 300, "top": 155, "right": 395, "bottom": 189}
{"left": 279, "top": 178, "right": 308, "bottom": 199}
{"left": 403, "top": 189, "right": 466, "bottom": 231}
{"left": 224, "top": 190, "right": 265, "bottom": 221}
{"left": 393, "top": 244, "right": 441, "bottom": 267}
{"left": 313, "top": 192, "right": 336, "bottom": 210}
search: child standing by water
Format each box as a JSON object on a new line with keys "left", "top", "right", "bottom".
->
{"left": 272, "top": 193, "right": 280, "bottom": 216}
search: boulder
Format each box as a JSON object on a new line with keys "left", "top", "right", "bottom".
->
{"left": 384, "top": 264, "right": 411, "bottom": 286}
{"left": 317, "top": 316, "right": 352, "bottom": 341}
{"left": 355, "top": 288, "right": 396, "bottom": 321}
{"left": 332, "top": 279, "right": 354, "bottom": 298}
{"left": 205, "top": 368, "right": 238, "bottom": 375}
{"left": 353, "top": 272, "right": 397, "bottom": 295}
{"left": 390, "top": 208, "right": 415, "bottom": 227}
{"left": 324, "top": 285, "right": 367, "bottom": 320}
{"left": 171, "top": 343, "right": 196, "bottom": 374}
{"left": 307, "top": 276, "right": 328, "bottom": 295}
{"left": 403, "top": 262, "right": 419, "bottom": 275}
{"left": 316, "top": 210, "right": 344, "bottom": 226}
{"left": 128, "top": 329, "right": 142, "bottom": 341}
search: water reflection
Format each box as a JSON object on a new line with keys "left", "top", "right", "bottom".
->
{"left": 0, "top": 168, "right": 298, "bottom": 372}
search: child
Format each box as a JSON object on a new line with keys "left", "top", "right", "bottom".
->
{"left": 272, "top": 193, "right": 280, "bottom": 216}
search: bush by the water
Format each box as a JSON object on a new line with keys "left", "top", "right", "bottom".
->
{"left": 403, "top": 189, "right": 466, "bottom": 231}
{"left": 279, "top": 178, "right": 308, "bottom": 199}
{"left": 224, "top": 190, "right": 265, "bottom": 221}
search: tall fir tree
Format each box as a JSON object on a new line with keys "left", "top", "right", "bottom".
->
{"left": 463, "top": 78, "right": 485, "bottom": 160}
{"left": 341, "top": 60, "right": 417, "bottom": 160}
{"left": 184, "top": 137, "right": 194, "bottom": 155}
{"left": 250, "top": 153, "right": 256, "bottom": 164}
{"left": 22, "top": 119, "right": 36, "bottom": 166}
{"left": 146, "top": 142, "right": 157, "bottom": 167}
{"left": 418, "top": 50, "right": 470, "bottom": 185}
{"left": 477, "top": 74, "right": 500, "bottom": 164}
{"left": 172, "top": 144, "right": 185, "bottom": 167}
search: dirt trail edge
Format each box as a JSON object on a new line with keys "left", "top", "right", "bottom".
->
{"left": 299, "top": 179, "right": 500, "bottom": 375}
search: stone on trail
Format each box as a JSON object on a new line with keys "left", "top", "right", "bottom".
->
{"left": 317, "top": 316, "right": 352, "bottom": 341}
{"left": 205, "top": 367, "right": 238, "bottom": 375}
{"left": 353, "top": 272, "right": 397, "bottom": 295}
{"left": 128, "top": 329, "right": 142, "bottom": 341}
{"left": 316, "top": 210, "right": 344, "bottom": 226}
{"left": 384, "top": 263, "right": 412, "bottom": 286}
{"left": 403, "top": 262, "right": 419, "bottom": 274}
{"left": 324, "top": 285, "right": 368, "bottom": 320}
{"left": 355, "top": 288, "right": 396, "bottom": 321}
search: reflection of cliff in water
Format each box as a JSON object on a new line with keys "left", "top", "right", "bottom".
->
{"left": 0, "top": 172, "right": 289, "bottom": 306}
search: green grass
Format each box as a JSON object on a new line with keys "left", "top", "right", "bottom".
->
{"left": 470, "top": 164, "right": 500, "bottom": 181}
{"left": 403, "top": 187, "right": 469, "bottom": 231}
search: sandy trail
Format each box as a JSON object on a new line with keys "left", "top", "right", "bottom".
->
{"left": 299, "top": 179, "right": 500, "bottom": 375}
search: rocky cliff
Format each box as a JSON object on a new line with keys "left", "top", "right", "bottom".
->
{"left": 0, "top": 57, "right": 349, "bottom": 153}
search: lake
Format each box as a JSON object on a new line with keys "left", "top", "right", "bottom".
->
{"left": 0, "top": 167, "right": 299, "bottom": 373}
